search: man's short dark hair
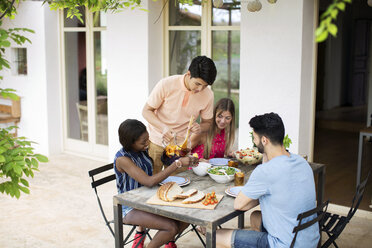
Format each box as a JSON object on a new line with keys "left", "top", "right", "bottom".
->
{"left": 249, "top": 112, "right": 285, "bottom": 145}
{"left": 118, "top": 119, "right": 147, "bottom": 151}
{"left": 188, "top": 56, "right": 217, "bottom": 85}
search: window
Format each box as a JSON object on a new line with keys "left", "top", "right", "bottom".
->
{"left": 11, "top": 48, "right": 27, "bottom": 75}
{"left": 165, "top": 0, "right": 241, "bottom": 127}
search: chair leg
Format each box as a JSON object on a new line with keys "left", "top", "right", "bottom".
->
{"left": 123, "top": 226, "right": 137, "bottom": 245}
{"left": 191, "top": 225, "right": 206, "bottom": 248}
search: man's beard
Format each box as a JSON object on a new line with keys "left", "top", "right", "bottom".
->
{"left": 256, "top": 141, "right": 264, "bottom": 154}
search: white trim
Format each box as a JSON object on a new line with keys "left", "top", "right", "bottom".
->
{"left": 59, "top": 8, "right": 108, "bottom": 160}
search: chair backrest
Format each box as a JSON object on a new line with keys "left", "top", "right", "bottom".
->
{"left": 290, "top": 200, "right": 330, "bottom": 248}
{"left": 347, "top": 169, "right": 371, "bottom": 220}
{"left": 88, "top": 163, "right": 116, "bottom": 237}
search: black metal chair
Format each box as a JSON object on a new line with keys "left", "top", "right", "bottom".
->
{"left": 320, "top": 170, "right": 371, "bottom": 248}
{"left": 290, "top": 200, "right": 330, "bottom": 248}
{"left": 88, "top": 163, "right": 152, "bottom": 247}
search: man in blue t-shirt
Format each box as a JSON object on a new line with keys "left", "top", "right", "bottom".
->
{"left": 216, "top": 112, "right": 319, "bottom": 248}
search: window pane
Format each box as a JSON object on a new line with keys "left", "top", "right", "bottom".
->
{"left": 212, "top": 0, "right": 241, "bottom": 26}
{"left": 212, "top": 30, "right": 240, "bottom": 127}
{"left": 11, "top": 48, "right": 27, "bottom": 75}
{"left": 169, "top": 0, "right": 202, "bottom": 26}
{"left": 64, "top": 7, "right": 86, "bottom": 27}
{"left": 169, "top": 31, "right": 201, "bottom": 75}
{"left": 94, "top": 31, "right": 108, "bottom": 145}
{"left": 65, "top": 32, "right": 88, "bottom": 141}
{"left": 93, "top": 11, "right": 107, "bottom": 27}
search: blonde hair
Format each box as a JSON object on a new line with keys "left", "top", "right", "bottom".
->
{"left": 203, "top": 98, "right": 236, "bottom": 158}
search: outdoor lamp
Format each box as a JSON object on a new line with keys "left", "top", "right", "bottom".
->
{"left": 213, "top": 0, "right": 224, "bottom": 8}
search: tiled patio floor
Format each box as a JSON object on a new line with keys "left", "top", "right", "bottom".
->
{"left": 1, "top": 154, "right": 372, "bottom": 247}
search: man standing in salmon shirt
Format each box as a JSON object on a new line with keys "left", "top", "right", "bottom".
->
{"left": 142, "top": 56, "right": 217, "bottom": 174}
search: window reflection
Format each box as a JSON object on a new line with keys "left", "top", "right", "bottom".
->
{"left": 169, "top": 0, "right": 202, "bottom": 26}
{"left": 212, "top": 0, "right": 241, "bottom": 26}
{"left": 169, "top": 31, "right": 201, "bottom": 75}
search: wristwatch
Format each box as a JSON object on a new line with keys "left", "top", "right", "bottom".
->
{"left": 175, "top": 159, "right": 182, "bottom": 168}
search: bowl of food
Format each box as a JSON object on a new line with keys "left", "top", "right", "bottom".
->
{"left": 207, "top": 166, "right": 241, "bottom": 184}
{"left": 234, "top": 147, "right": 263, "bottom": 165}
{"left": 192, "top": 162, "right": 212, "bottom": 176}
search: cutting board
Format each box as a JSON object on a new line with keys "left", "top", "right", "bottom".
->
{"left": 146, "top": 193, "right": 224, "bottom": 210}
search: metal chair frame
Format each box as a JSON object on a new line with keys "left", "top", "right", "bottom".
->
{"left": 290, "top": 200, "right": 330, "bottom": 248}
{"left": 320, "top": 170, "right": 371, "bottom": 248}
{"left": 88, "top": 163, "right": 152, "bottom": 247}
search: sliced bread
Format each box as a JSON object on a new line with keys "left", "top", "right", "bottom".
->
{"left": 175, "top": 189, "right": 198, "bottom": 199}
{"left": 182, "top": 191, "right": 206, "bottom": 204}
{"left": 157, "top": 182, "right": 183, "bottom": 202}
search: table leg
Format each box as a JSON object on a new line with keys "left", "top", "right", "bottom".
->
{"left": 357, "top": 132, "right": 364, "bottom": 187}
{"left": 205, "top": 224, "right": 217, "bottom": 248}
{"left": 238, "top": 212, "right": 244, "bottom": 229}
{"left": 114, "top": 203, "right": 123, "bottom": 248}
{"left": 317, "top": 166, "right": 325, "bottom": 207}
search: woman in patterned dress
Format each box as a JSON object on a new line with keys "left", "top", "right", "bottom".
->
{"left": 191, "top": 98, "right": 236, "bottom": 160}
{"left": 114, "top": 119, "right": 198, "bottom": 248}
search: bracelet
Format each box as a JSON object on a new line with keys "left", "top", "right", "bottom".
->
{"left": 175, "top": 160, "right": 182, "bottom": 168}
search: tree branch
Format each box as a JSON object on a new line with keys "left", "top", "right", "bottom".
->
{"left": 0, "top": 0, "right": 16, "bottom": 21}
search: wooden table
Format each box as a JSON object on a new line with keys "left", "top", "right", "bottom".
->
{"left": 357, "top": 127, "right": 372, "bottom": 187}
{"left": 113, "top": 162, "right": 325, "bottom": 248}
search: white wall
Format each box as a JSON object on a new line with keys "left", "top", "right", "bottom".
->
{"left": 239, "top": 0, "right": 317, "bottom": 156}
{"left": 106, "top": 0, "right": 163, "bottom": 160}
{"left": 2, "top": 2, "right": 60, "bottom": 156}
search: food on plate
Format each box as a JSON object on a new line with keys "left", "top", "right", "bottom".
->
{"left": 234, "top": 147, "right": 263, "bottom": 165}
{"left": 208, "top": 167, "right": 236, "bottom": 176}
{"left": 182, "top": 191, "right": 206, "bottom": 204}
{"left": 157, "top": 182, "right": 183, "bottom": 202}
{"left": 202, "top": 191, "right": 218, "bottom": 206}
{"left": 175, "top": 189, "right": 198, "bottom": 199}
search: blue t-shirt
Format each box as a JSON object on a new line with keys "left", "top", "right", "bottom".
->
{"left": 241, "top": 153, "right": 319, "bottom": 248}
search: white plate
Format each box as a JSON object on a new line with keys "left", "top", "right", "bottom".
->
{"left": 225, "top": 186, "right": 243, "bottom": 197}
{"left": 209, "top": 158, "right": 229, "bottom": 166}
{"left": 159, "top": 176, "right": 190, "bottom": 187}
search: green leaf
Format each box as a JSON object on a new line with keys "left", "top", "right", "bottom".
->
{"left": 328, "top": 23, "right": 338, "bottom": 36}
{"left": 34, "top": 154, "right": 48, "bottom": 163}
{"left": 0, "top": 155, "right": 5, "bottom": 163}
{"left": 0, "top": 40, "right": 11, "bottom": 47}
{"left": 31, "top": 158, "right": 38, "bottom": 167}
{"left": 330, "top": 9, "right": 338, "bottom": 19}
{"left": 316, "top": 30, "right": 329, "bottom": 43}
{"left": 19, "top": 185, "right": 30, "bottom": 194}
{"left": 337, "top": 2, "right": 345, "bottom": 11}
{"left": 20, "top": 178, "right": 29, "bottom": 187}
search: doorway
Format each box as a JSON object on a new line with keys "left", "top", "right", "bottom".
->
{"left": 314, "top": 1, "right": 372, "bottom": 211}
{"left": 61, "top": 8, "right": 108, "bottom": 159}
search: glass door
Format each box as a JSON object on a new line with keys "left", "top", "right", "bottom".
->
{"left": 61, "top": 8, "right": 108, "bottom": 159}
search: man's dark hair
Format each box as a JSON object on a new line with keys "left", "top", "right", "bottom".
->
{"left": 118, "top": 119, "right": 147, "bottom": 151}
{"left": 188, "top": 56, "right": 217, "bottom": 85}
{"left": 249, "top": 112, "right": 285, "bottom": 145}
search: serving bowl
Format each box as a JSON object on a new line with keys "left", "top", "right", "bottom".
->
{"left": 207, "top": 166, "right": 241, "bottom": 184}
{"left": 192, "top": 162, "right": 212, "bottom": 176}
{"left": 234, "top": 147, "right": 263, "bottom": 165}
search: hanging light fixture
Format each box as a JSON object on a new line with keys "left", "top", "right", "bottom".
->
{"left": 268, "top": 0, "right": 277, "bottom": 3}
{"left": 368, "top": 0, "right": 372, "bottom": 7}
{"left": 213, "top": 0, "right": 224, "bottom": 8}
{"left": 247, "top": 0, "right": 262, "bottom": 12}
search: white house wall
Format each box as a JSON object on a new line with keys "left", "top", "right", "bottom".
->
{"left": 239, "top": 0, "right": 317, "bottom": 158}
{"left": 106, "top": 0, "right": 163, "bottom": 160}
{"left": 2, "top": 2, "right": 61, "bottom": 156}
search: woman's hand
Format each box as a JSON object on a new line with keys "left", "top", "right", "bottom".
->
{"left": 179, "top": 155, "right": 199, "bottom": 167}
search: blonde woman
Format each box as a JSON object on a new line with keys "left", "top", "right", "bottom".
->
{"left": 191, "top": 98, "right": 236, "bottom": 159}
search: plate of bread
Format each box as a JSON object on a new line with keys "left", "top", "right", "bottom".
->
{"left": 146, "top": 182, "right": 223, "bottom": 209}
